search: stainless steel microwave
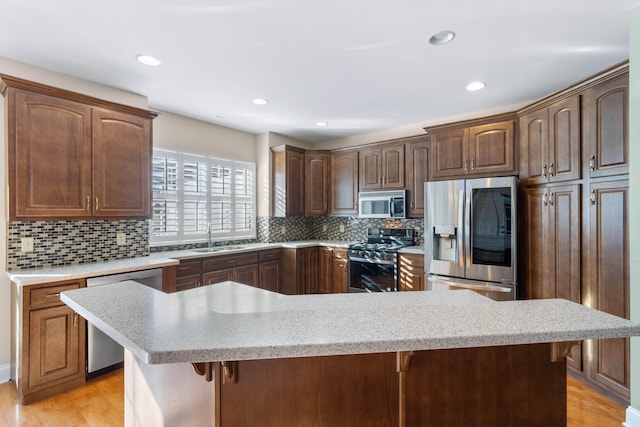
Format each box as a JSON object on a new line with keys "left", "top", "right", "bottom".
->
{"left": 358, "top": 190, "right": 406, "bottom": 218}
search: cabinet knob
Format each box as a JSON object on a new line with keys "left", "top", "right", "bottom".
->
{"left": 549, "top": 163, "right": 554, "bottom": 177}
{"left": 543, "top": 193, "right": 548, "bottom": 206}
{"left": 542, "top": 164, "right": 547, "bottom": 178}
{"left": 589, "top": 155, "right": 596, "bottom": 172}
{"left": 549, "top": 192, "right": 554, "bottom": 206}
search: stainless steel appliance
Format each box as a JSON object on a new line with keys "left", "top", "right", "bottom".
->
{"left": 86, "top": 268, "right": 163, "bottom": 378}
{"left": 424, "top": 176, "right": 517, "bottom": 300}
{"left": 358, "top": 190, "right": 406, "bottom": 218}
{"left": 348, "top": 227, "right": 414, "bottom": 292}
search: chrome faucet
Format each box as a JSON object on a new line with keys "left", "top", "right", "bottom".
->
{"left": 207, "top": 223, "right": 212, "bottom": 248}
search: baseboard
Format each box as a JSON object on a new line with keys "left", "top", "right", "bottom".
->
{"left": 0, "top": 363, "right": 10, "bottom": 383}
{"left": 624, "top": 406, "right": 640, "bottom": 427}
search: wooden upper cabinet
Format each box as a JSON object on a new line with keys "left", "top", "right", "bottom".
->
{"left": 330, "top": 149, "right": 359, "bottom": 215}
{"left": 519, "top": 95, "right": 581, "bottom": 185}
{"left": 1, "top": 74, "right": 156, "bottom": 221}
{"left": 427, "top": 115, "right": 516, "bottom": 180}
{"left": 92, "top": 108, "right": 151, "bottom": 217}
{"left": 9, "top": 90, "right": 93, "bottom": 219}
{"left": 467, "top": 120, "right": 515, "bottom": 175}
{"left": 272, "top": 145, "right": 305, "bottom": 217}
{"left": 359, "top": 143, "right": 405, "bottom": 190}
{"left": 305, "top": 151, "right": 330, "bottom": 216}
{"left": 405, "top": 136, "right": 429, "bottom": 218}
{"left": 583, "top": 72, "right": 628, "bottom": 178}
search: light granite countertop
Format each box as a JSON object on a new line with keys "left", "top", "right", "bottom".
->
{"left": 7, "top": 240, "right": 354, "bottom": 287}
{"left": 61, "top": 281, "right": 640, "bottom": 365}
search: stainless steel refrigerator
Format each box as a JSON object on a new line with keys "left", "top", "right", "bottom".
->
{"left": 424, "top": 176, "right": 518, "bottom": 300}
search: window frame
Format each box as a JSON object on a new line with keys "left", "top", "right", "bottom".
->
{"left": 150, "top": 148, "right": 256, "bottom": 245}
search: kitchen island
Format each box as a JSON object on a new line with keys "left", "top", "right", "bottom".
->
{"left": 61, "top": 281, "right": 640, "bottom": 427}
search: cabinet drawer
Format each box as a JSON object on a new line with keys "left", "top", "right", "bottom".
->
{"left": 176, "top": 275, "right": 201, "bottom": 292}
{"left": 176, "top": 260, "right": 202, "bottom": 277}
{"left": 333, "top": 248, "right": 348, "bottom": 260}
{"left": 259, "top": 249, "right": 281, "bottom": 262}
{"left": 29, "top": 282, "right": 81, "bottom": 309}
{"left": 203, "top": 252, "right": 259, "bottom": 271}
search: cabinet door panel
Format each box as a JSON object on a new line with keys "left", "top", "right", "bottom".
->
{"left": 260, "top": 261, "right": 280, "bottom": 292}
{"left": 523, "top": 187, "right": 549, "bottom": 299}
{"left": 234, "top": 264, "right": 260, "bottom": 287}
{"left": 330, "top": 150, "right": 359, "bottom": 215}
{"left": 584, "top": 73, "right": 628, "bottom": 178}
{"left": 519, "top": 110, "right": 547, "bottom": 184}
{"left": 305, "top": 153, "right": 330, "bottom": 215}
{"left": 381, "top": 144, "right": 404, "bottom": 188}
{"left": 406, "top": 139, "right": 429, "bottom": 217}
{"left": 29, "top": 306, "right": 81, "bottom": 389}
{"left": 203, "top": 270, "right": 233, "bottom": 286}
{"left": 549, "top": 185, "right": 582, "bottom": 370}
{"left": 360, "top": 147, "right": 382, "bottom": 190}
{"left": 92, "top": 108, "right": 151, "bottom": 217}
{"left": 549, "top": 96, "right": 581, "bottom": 182}
{"left": 11, "top": 90, "right": 92, "bottom": 219}
{"left": 468, "top": 120, "right": 515, "bottom": 175}
{"left": 589, "top": 180, "right": 629, "bottom": 397}
{"left": 430, "top": 129, "right": 468, "bottom": 178}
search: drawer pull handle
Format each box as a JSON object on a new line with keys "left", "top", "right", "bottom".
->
{"left": 178, "top": 266, "right": 190, "bottom": 271}
{"left": 589, "top": 155, "right": 596, "bottom": 171}
{"left": 86, "top": 196, "right": 91, "bottom": 211}
{"left": 45, "top": 293, "right": 61, "bottom": 298}
{"left": 73, "top": 313, "right": 78, "bottom": 327}
{"left": 95, "top": 197, "right": 100, "bottom": 211}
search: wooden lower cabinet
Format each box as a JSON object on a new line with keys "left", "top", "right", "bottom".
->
{"left": 398, "top": 253, "right": 425, "bottom": 291}
{"left": 332, "top": 249, "right": 349, "bottom": 293}
{"left": 173, "top": 249, "right": 281, "bottom": 292}
{"left": 218, "top": 344, "right": 567, "bottom": 427}
{"left": 15, "top": 279, "right": 86, "bottom": 404}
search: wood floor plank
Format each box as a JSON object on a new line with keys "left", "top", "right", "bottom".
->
{"left": 0, "top": 369, "right": 629, "bottom": 426}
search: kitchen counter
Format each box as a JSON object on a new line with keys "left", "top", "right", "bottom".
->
{"left": 7, "top": 240, "right": 353, "bottom": 287}
{"left": 61, "top": 281, "right": 640, "bottom": 364}
{"left": 60, "top": 281, "right": 640, "bottom": 427}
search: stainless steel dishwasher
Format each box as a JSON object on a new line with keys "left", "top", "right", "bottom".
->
{"left": 85, "top": 268, "right": 163, "bottom": 378}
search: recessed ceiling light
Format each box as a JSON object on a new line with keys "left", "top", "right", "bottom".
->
{"left": 252, "top": 98, "right": 268, "bottom": 105}
{"left": 216, "top": 114, "right": 225, "bottom": 119}
{"left": 429, "top": 30, "right": 456, "bottom": 46}
{"left": 466, "top": 81, "right": 487, "bottom": 91}
{"left": 315, "top": 122, "right": 328, "bottom": 127}
{"left": 136, "top": 54, "right": 162, "bottom": 66}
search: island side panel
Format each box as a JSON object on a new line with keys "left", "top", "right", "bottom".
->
{"left": 406, "top": 343, "right": 567, "bottom": 427}
{"left": 218, "top": 352, "right": 399, "bottom": 427}
{"left": 124, "top": 350, "right": 215, "bottom": 427}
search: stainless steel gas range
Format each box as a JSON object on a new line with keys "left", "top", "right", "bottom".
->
{"left": 347, "top": 227, "right": 414, "bottom": 292}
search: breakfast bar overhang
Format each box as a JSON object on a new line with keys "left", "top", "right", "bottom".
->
{"left": 61, "top": 281, "right": 640, "bottom": 427}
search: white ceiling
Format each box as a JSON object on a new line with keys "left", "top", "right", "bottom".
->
{"left": 1, "top": 0, "right": 639, "bottom": 143}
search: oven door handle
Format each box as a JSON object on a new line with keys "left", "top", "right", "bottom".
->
{"left": 348, "top": 256, "right": 395, "bottom": 266}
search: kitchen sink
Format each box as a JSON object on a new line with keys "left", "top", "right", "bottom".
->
{"left": 192, "top": 246, "right": 243, "bottom": 253}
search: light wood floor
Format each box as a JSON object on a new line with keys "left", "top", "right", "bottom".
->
{"left": 0, "top": 369, "right": 627, "bottom": 426}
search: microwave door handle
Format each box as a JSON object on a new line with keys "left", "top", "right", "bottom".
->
{"left": 389, "top": 198, "right": 394, "bottom": 217}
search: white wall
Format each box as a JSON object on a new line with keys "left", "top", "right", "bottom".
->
{"left": 629, "top": 6, "right": 640, "bottom": 422}
{"left": 152, "top": 110, "right": 257, "bottom": 163}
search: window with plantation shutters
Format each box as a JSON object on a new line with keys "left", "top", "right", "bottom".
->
{"left": 151, "top": 149, "right": 256, "bottom": 244}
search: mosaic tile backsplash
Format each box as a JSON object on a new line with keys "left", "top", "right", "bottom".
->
{"left": 7, "top": 220, "right": 149, "bottom": 270}
{"left": 8, "top": 216, "right": 424, "bottom": 269}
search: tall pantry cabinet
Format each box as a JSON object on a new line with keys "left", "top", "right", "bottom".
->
{"left": 519, "top": 66, "right": 630, "bottom": 400}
